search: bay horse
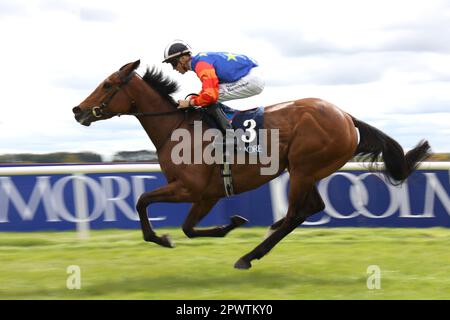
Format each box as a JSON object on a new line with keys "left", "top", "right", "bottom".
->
{"left": 73, "top": 60, "right": 431, "bottom": 269}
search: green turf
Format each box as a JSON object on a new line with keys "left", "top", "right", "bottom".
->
{"left": 1, "top": 227, "right": 449, "bottom": 299}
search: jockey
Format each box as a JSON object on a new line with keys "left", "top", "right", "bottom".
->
{"left": 163, "top": 40, "right": 265, "bottom": 132}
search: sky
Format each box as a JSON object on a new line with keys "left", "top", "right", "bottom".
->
{"left": 0, "top": 0, "right": 449, "bottom": 159}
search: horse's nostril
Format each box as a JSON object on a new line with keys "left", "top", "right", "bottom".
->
{"left": 72, "top": 106, "right": 81, "bottom": 114}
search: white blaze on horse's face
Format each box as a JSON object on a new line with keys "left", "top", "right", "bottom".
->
{"left": 72, "top": 60, "right": 140, "bottom": 126}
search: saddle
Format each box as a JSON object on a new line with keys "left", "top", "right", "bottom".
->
{"left": 194, "top": 103, "right": 265, "bottom": 197}
{"left": 200, "top": 103, "right": 265, "bottom": 153}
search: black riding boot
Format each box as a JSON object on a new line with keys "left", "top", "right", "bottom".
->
{"left": 205, "top": 103, "right": 233, "bottom": 133}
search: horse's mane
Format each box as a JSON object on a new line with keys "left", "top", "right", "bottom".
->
{"left": 142, "top": 66, "right": 179, "bottom": 107}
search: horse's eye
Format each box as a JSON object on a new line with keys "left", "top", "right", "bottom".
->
{"left": 103, "top": 82, "right": 112, "bottom": 89}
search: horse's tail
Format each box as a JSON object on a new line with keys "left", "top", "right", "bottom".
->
{"left": 351, "top": 117, "right": 432, "bottom": 186}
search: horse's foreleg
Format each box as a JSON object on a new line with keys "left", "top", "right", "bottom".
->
{"left": 136, "top": 181, "right": 189, "bottom": 248}
{"left": 235, "top": 178, "right": 324, "bottom": 269}
{"left": 182, "top": 199, "right": 248, "bottom": 238}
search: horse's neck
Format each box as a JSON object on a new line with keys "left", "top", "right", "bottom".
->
{"left": 129, "top": 77, "right": 183, "bottom": 150}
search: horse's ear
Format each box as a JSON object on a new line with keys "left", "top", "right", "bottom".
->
{"left": 131, "top": 59, "right": 140, "bottom": 71}
{"left": 119, "top": 60, "right": 141, "bottom": 73}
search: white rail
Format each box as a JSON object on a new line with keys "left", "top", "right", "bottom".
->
{"left": 0, "top": 163, "right": 162, "bottom": 176}
{"left": 0, "top": 162, "right": 449, "bottom": 176}
{"left": 342, "top": 162, "right": 450, "bottom": 171}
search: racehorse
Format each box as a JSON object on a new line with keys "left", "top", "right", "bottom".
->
{"left": 73, "top": 60, "right": 431, "bottom": 269}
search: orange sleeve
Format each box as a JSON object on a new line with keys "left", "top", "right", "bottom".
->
{"left": 191, "top": 61, "right": 219, "bottom": 107}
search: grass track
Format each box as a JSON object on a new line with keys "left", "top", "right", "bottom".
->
{"left": 1, "top": 227, "right": 449, "bottom": 299}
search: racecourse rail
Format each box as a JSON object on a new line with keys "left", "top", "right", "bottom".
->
{"left": 1, "top": 162, "right": 450, "bottom": 237}
{"left": 1, "top": 162, "right": 449, "bottom": 176}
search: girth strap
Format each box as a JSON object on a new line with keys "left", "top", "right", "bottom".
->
{"left": 221, "top": 161, "right": 234, "bottom": 197}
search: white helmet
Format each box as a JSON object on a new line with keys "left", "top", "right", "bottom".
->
{"left": 163, "top": 40, "right": 192, "bottom": 63}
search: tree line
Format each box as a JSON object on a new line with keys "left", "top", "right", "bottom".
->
{"left": 0, "top": 150, "right": 158, "bottom": 163}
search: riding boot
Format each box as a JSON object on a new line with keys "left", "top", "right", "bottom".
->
{"left": 205, "top": 103, "right": 233, "bottom": 133}
{"left": 205, "top": 103, "right": 234, "bottom": 152}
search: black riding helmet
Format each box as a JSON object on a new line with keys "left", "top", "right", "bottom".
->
{"left": 163, "top": 40, "right": 192, "bottom": 66}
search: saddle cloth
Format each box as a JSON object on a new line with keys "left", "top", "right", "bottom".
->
{"left": 222, "top": 105, "right": 264, "bottom": 132}
{"left": 202, "top": 104, "right": 265, "bottom": 154}
{"left": 199, "top": 104, "right": 264, "bottom": 132}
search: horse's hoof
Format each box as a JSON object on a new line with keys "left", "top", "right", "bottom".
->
{"left": 160, "top": 234, "right": 175, "bottom": 248}
{"left": 234, "top": 258, "right": 252, "bottom": 270}
{"left": 231, "top": 215, "right": 248, "bottom": 227}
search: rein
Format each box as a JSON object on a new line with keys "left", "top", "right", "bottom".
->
{"left": 89, "top": 71, "right": 196, "bottom": 150}
{"left": 100, "top": 108, "right": 181, "bottom": 118}
{"left": 91, "top": 71, "right": 182, "bottom": 119}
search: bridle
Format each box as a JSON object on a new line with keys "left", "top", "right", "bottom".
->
{"left": 90, "top": 71, "right": 181, "bottom": 119}
{"left": 87, "top": 70, "right": 195, "bottom": 150}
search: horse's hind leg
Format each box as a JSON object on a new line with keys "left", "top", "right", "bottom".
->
{"left": 235, "top": 174, "right": 324, "bottom": 269}
{"left": 182, "top": 199, "right": 248, "bottom": 238}
{"left": 264, "top": 217, "right": 285, "bottom": 239}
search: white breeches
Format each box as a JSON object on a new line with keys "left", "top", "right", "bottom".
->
{"left": 218, "top": 67, "right": 265, "bottom": 102}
